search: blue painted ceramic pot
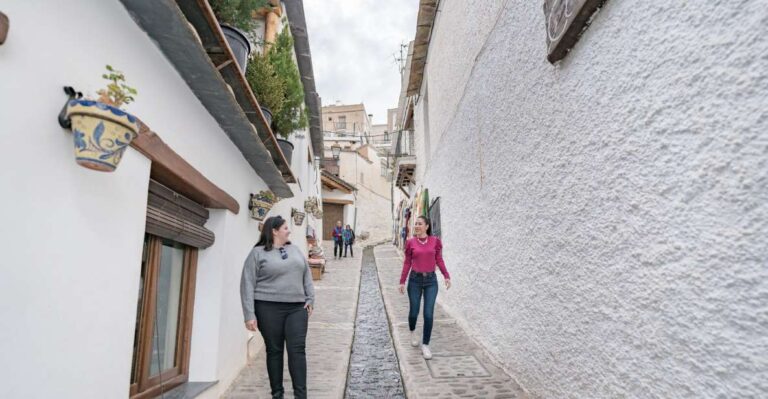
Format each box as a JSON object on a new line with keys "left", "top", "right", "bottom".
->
{"left": 249, "top": 190, "right": 277, "bottom": 221}
{"left": 65, "top": 99, "right": 139, "bottom": 172}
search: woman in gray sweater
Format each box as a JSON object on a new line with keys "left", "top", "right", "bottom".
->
{"left": 240, "top": 215, "right": 315, "bottom": 399}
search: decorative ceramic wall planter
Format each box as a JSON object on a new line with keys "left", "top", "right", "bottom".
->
{"left": 65, "top": 99, "right": 139, "bottom": 172}
{"left": 304, "top": 196, "right": 322, "bottom": 218}
{"left": 249, "top": 190, "right": 277, "bottom": 221}
{"left": 291, "top": 208, "right": 305, "bottom": 226}
{"left": 304, "top": 197, "right": 316, "bottom": 213}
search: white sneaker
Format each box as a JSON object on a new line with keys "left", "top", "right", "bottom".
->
{"left": 410, "top": 330, "right": 420, "bottom": 347}
{"left": 421, "top": 344, "right": 433, "bottom": 360}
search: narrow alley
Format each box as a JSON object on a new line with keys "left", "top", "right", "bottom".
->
{"left": 2, "top": 1, "right": 765, "bottom": 398}
{"left": 223, "top": 242, "right": 526, "bottom": 398}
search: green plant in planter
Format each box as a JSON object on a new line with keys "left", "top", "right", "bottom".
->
{"left": 65, "top": 65, "right": 140, "bottom": 172}
{"left": 268, "top": 28, "right": 308, "bottom": 138}
{"left": 209, "top": 0, "right": 270, "bottom": 31}
{"left": 97, "top": 65, "right": 138, "bottom": 107}
{"left": 246, "top": 51, "right": 285, "bottom": 117}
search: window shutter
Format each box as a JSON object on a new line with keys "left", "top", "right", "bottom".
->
{"left": 145, "top": 180, "right": 215, "bottom": 248}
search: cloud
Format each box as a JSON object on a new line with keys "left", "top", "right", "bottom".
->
{"left": 304, "top": 0, "right": 418, "bottom": 124}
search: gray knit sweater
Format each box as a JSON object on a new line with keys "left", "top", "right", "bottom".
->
{"left": 240, "top": 244, "right": 316, "bottom": 322}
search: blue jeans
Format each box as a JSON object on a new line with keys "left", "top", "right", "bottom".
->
{"left": 407, "top": 272, "right": 438, "bottom": 345}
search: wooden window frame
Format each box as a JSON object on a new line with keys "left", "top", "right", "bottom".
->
{"left": 130, "top": 235, "right": 198, "bottom": 399}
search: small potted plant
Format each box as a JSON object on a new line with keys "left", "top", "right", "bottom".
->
{"left": 66, "top": 65, "right": 139, "bottom": 172}
{"left": 249, "top": 190, "right": 278, "bottom": 221}
{"left": 270, "top": 28, "right": 307, "bottom": 164}
{"left": 246, "top": 50, "right": 284, "bottom": 128}
{"left": 209, "top": 0, "right": 270, "bottom": 72}
{"left": 247, "top": 28, "right": 307, "bottom": 164}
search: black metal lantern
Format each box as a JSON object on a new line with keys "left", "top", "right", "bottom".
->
{"left": 331, "top": 144, "right": 341, "bottom": 160}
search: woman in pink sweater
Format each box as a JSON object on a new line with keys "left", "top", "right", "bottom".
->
{"left": 399, "top": 216, "right": 451, "bottom": 359}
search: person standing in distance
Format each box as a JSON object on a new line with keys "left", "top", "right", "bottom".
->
{"left": 398, "top": 216, "right": 451, "bottom": 359}
{"left": 332, "top": 221, "right": 344, "bottom": 259}
{"left": 342, "top": 224, "right": 355, "bottom": 257}
{"left": 241, "top": 216, "right": 315, "bottom": 399}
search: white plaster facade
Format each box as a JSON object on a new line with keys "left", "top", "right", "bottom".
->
{"left": 348, "top": 146, "right": 394, "bottom": 242}
{"left": 0, "top": 1, "right": 321, "bottom": 398}
{"left": 403, "top": 0, "right": 768, "bottom": 398}
{"left": 323, "top": 143, "right": 393, "bottom": 243}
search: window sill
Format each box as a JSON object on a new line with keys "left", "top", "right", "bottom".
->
{"left": 161, "top": 381, "right": 218, "bottom": 399}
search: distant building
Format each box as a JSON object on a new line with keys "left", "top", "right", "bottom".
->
{"left": 320, "top": 103, "right": 392, "bottom": 242}
{"left": 322, "top": 102, "right": 372, "bottom": 139}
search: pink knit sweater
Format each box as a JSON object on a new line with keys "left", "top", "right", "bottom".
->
{"left": 400, "top": 236, "right": 450, "bottom": 284}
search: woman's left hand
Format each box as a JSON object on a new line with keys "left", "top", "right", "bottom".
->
{"left": 304, "top": 303, "right": 313, "bottom": 317}
{"left": 445, "top": 279, "right": 452, "bottom": 290}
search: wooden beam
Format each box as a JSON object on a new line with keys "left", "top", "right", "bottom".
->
{"left": 323, "top": 198, "right": 354, "bottom": 205}
{"left": 132, "top": 120, "right": 240, "bottom": 214}
{"left": 321, "top": 177, "right": 352, "bottom": 194}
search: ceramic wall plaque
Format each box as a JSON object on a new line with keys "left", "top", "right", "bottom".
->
{"left": 543, "top": 0, "right": 606, "bottom": 63}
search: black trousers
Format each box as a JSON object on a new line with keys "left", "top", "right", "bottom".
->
{"left": 334, "top": 240, "right": 343, "bottom": 257}
{"left": 255, "top": 300, "right": 309, "bottom": 399}
{"left": 344, "top": 243, "right": 353, "bottom": 257}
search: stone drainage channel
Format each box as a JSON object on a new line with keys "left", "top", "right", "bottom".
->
{"left": 344, "top": 247, "right": 406, "bottom": 398}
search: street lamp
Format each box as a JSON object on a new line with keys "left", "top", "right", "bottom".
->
{"left": 331, "top": 144, "right": 341, "bottom": 160}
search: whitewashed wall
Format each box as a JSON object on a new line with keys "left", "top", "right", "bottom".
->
{"left": 333, "top": 149, "right": 392, "bottom": 242}
{"left": 0, "top": 1, "right": 285, "bottom": 398}
{"left": 415, "top": 0, "right": 768, "bottom": 397}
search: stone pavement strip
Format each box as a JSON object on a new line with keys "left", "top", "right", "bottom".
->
{"left": 223, "top": 242, "right": 362, "bottom": 399}
{"left": 373, "top": 245, "right": 529, "bottom": 399}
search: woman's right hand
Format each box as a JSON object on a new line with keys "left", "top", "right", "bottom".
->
{"left": 245, "top": 320, "right": 257, "bottom": 331}
{"left": 398, "top": 284, "right": 406, "bottom": 294}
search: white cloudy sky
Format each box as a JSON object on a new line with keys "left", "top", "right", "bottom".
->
{"left": 304, "top": 0, "right": 418, "bottom": 125}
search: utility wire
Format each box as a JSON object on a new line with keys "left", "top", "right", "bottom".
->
{"left": 321, "top": 129, "right": 407, "bottom": 140}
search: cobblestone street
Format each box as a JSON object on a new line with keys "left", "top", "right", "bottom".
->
{"left": 223, "top": 242, "right": 361, "bottom": 399}
{"left": 223, "top": 243, "right": 527, "bottom": 398}
{"left": 374, "top": 245, "right": 528, "bottom": 399}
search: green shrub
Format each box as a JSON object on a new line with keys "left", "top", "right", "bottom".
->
{"left": 246, "top": 51, "right": 285, "bottom": 117}
{"left": 209, "top": 0, "right": 269, "bottom": 32}
{"left": 268, "top": 28, "right": 308, "bottom": 138}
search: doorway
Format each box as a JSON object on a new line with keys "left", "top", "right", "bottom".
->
{"left": 323, "top": 203, "right": 344, "bottom": 240}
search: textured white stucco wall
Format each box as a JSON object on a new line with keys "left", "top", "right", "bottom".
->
{"left": 417, "top": 0, "right": 768, "bottom": 397}
{"left": 333, "top": 148, "right": 393, "bottom": 242}
{"left": 0, "top": 1, "right": 290, "bottom": 397}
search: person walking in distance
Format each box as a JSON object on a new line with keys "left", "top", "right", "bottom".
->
{"left": 342, "top": 224, "right": 355, "bottom": 257}
{"left": 332, "top": 221, "right": 344, "bottom": 259}
{"left": 240, "top": 216, "right": 315, "bottom": 399}
{"left": 398, "top": 216, "right": 451, "bottom": 359}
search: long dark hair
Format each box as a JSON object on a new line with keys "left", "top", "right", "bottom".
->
{"left": 416, "top": 215, "right": 432, "bottom": 236}
{"left": 255, "top": 215, "right": 288, "bottom": 251}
